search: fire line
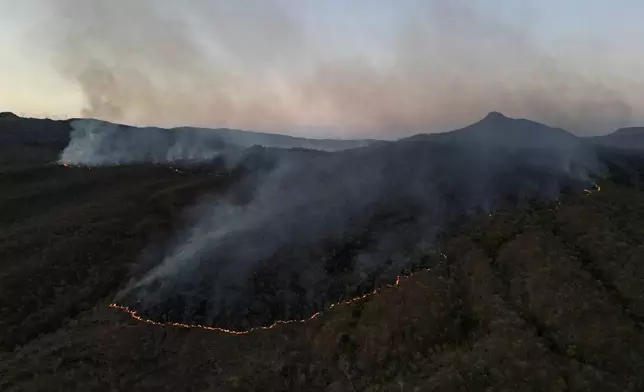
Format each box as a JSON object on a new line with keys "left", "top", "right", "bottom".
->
{"left": 108, "top": 183, "right": 600, "bottom": 334}
{"left": 109, "top": 272, "right": 415, "bottom": 335}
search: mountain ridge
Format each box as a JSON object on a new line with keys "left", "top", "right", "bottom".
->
{"left": 588, "top": 126, "right": 644, "bottom": 150}
{"left": 405, "top": 111, "right": 581, "bottom": 150}
{"left": 0, "top": 113, "right": 375, "bottom": 153}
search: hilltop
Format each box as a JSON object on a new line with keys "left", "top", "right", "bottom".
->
{"left": 588, "top": 126, "right": 644, "bottom": 151}
{"left": 0, "top": 113, "right": 374, "bottom": 165}
{"left": 406, "top": 111, "right": 582, "bottom": 150}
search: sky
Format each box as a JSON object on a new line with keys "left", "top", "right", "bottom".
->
{"left": 0, "top": 0, "right": 642, "bottom": 138}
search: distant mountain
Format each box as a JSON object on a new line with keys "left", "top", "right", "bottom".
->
{"left": 0, "top": 112, "right": 71, "bottom": 147}
{"left": 405, "top": 111, "right": 583, "bottom": 151}
{"left": 0, "top": 113, "right": 72, "bottom": 163}
{"left": 58, "top": 118, "right": 377, "bottom": 165}
{"left": 0, "top": 113, "right": 377, "bottom": 165}
{"left": 587, "top": 127, "right": 644, "bottom": 150}
{"left": 170, "top": 125, "right": 376, "bottom": 151}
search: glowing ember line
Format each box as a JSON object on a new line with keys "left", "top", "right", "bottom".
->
{"left": 107, "top": 185, "right": 605, "bottom": 335}
{"left": 584, "top": 183, "right": 601, "bottom": 195}
{"left": 109, "top": 264, "right": 441, "bottom": 334}
{"left": 108, "top": 182, "right": 604, "bottom": 335}
{"left": 58, "top": 163, "right": 90, "bottom": 169}
{"left": 59, "top": 162, "right": 187, "bottom": 174}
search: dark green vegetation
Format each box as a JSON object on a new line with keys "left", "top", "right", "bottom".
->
{"left": 0, "top": 163, "right": 235, "bottom": 352}
{"left": 2, "top": 116, "right": 644, "bottom": 391}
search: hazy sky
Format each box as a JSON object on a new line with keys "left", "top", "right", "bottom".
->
{"left": 1, "top": 0, "right": 642, "bottom": 138}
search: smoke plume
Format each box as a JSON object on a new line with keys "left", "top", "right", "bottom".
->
{"left": 35, "top": 0, "right": 625, "bottom": 329}
{"left": 58, "top": 119, "right": 372, "bottom": 166}
{"left": 27, "top": 0, "right": 641, "bottom": 136}
{"left": 108, "top": 113, "right": 605, "bottom": 330}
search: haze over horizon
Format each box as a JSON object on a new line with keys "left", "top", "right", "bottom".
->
{"left": 1, "top": 0, "right": 643, "bottom": 138}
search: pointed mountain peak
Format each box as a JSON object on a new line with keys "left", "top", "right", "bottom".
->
{"left": 481, "top": 111, "right": 509, "bottom": 122}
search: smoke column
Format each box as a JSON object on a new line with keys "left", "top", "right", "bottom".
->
{"left": 21, "top": 0, "right": 643, "bottom": 137}
{"left": 32, "top": 0, "right": 626, "bottom": 329}
{"left": 109, "top": 113, "right": 605, "bottom": 330}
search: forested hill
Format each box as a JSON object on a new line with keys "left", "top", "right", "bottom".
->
{"left": 0, "top": 146, "right": 643, "bottom": 391}
{"left": 1, "top": 111, "right": 644, "bottom": 390}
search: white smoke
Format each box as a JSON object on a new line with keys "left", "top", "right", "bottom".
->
{"left": 24, "top": 0, "right": 642, "bottom": 136}
{"left": 109, "top": 113, "right": 606, "bottom": 328}
{"left": 59, "top": 119, "right": 371, "bottom": 166}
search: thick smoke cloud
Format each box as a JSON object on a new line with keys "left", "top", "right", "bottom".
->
{"left": 31, "top": 0, "right": 640, "bottom": 136}
{"left": 36, "top": 0, "right": 623, "bottom": 329}
{"left": 110, "top": 114, "right": 604, "bottom": 329}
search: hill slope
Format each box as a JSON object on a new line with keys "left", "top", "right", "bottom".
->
{"left": 108, "top": 117, "right": 603, "bottom": 332}
{"left": 0, "top": 113, "right": 71, "bottom": 164}
{"left": 0, "top": 112, "right": 374, "bottom": 167}
{"left": 1, "top": 113, "right": 644, "bottom": 390}
{"left": 588, "top": 127, "right": 644, "bottom": 151}
{"left": 406, "top": 111, "right": 584, "bottom": 150}
{"left": 1, "top": 162, "right": 644, "bottom": 391}
{"left": 59, "top": 118, "right": 374, "bottom": 166}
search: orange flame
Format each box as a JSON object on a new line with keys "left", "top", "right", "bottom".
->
{"left": 109, "top": 260, "right": 444, "bottom": 334}
{"left": 583, "top": 183, "right": 601, "bottom": 195}
{"left": 105, "top": 181, "right": 602, "bottom": 337}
